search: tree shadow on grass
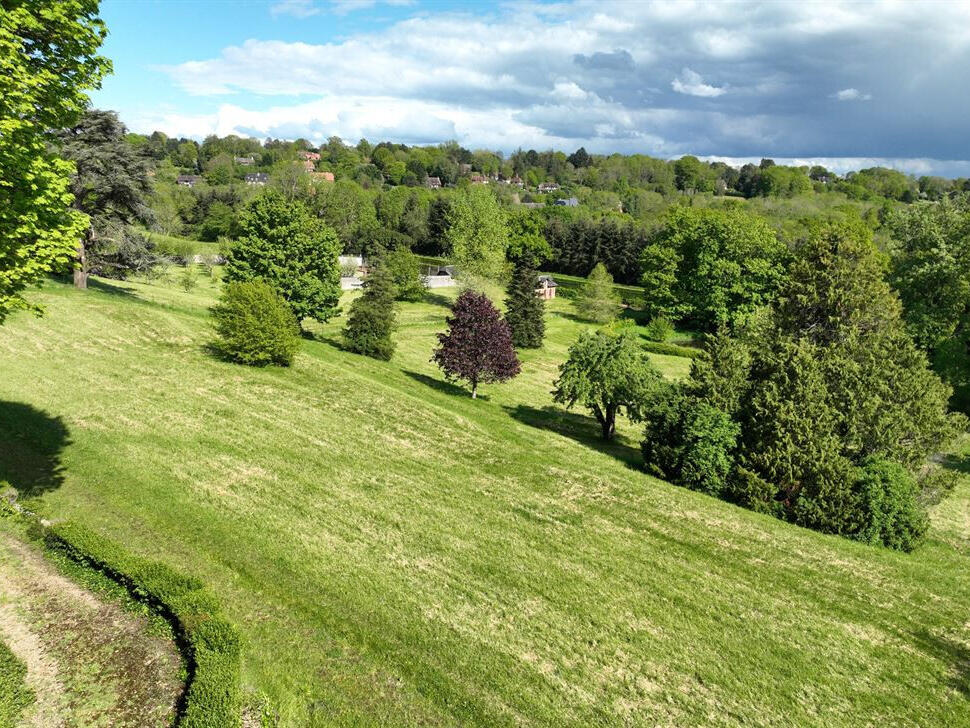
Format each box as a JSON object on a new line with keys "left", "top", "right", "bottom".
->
{"left": 912, "top": 630, "right": 970, "bottom": 698}
{"left": 401, "top": 370, "right": 488, "bottom": 401}
{"left": 940, "top": 452, "right": 970, "bottom": 475}
{"left": 88, "top": 278, "right": 140, "bottom": 298}
{"left": 504, "top": 404, "right": 642, "bottom": 469}
{"left": 0, "top": 401, "right": 71, "bottom": 498}
{"left": 421, "top": 292, "right": 455, "bottom": 310}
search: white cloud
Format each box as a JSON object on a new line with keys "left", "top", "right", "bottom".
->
{"left": 833, "top": 87, "right": 872, "bottom": 101}
{"left": 137, "top": 1, "right": 970, "bottom": 167}
{"left": 270, "top": 0, "right": 321, "bottom": 19}
{"left": 671, "top": 68, "right": 726, "bottom": 97}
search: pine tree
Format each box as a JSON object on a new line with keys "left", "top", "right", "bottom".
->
{"left": 343, "top": 265, "right": 397, "bottom": 360}
{"left": 504, "top": 261, "right": 545, "bottom": 349}
{"left": 575, "top": 263, "right": 620, "bottom": 323}
{"left": 432, "top": 291, "right": 520, "bottom": 398}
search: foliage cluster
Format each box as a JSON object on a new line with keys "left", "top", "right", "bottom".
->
{"left": 211, "top": 281, "right": 301, "bottom": 367}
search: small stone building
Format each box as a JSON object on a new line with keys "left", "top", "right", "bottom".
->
{"left": 536, "top": 275, "right": 558, "bottom": 300}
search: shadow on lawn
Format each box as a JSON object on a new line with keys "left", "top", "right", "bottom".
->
{"left": 0, "top": 401, "right": 71, "bottom": 498}
{"left": 421, "top": 292, "right": 454, "bottom": 310}
{"left": 88, "top": 277, "right": 140, "bottom": 298}
{"left": 940, "top": 452, "right": 970, "bottom": 475}
{"left": 402, "top": 370, "right": 488, "bottom": 400}
{"left": 913, "top": 630, "right": 970, "bottom": 698}
{"left": 504, "top": 404, "right": 642, "bottom": 469}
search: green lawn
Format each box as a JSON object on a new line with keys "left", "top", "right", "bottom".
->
{"left": 0, "top": 273, "right": 968, "bottom": 726}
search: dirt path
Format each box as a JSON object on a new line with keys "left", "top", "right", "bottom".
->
{"left": 0, "top": 531, "right": 182, "bottom": 727}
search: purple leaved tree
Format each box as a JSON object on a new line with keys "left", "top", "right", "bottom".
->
{"left": 432, "top": 291, "right": 521, "bottom": 398}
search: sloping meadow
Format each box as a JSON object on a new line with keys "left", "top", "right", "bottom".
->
{"left": 0, "top": 276, "right": 967, "bottom": 726}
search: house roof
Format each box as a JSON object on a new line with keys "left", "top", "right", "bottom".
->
{"left": 537, "top": 275, "right": 558, "bottom": 287}
{"left": 554, "top": 197, "right": 579, "bottom": 206}
{"left": 245, "top": 172, "right": 269, "bottom": 182}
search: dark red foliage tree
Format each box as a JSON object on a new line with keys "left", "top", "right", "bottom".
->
{"left": 432, "top": 290, "right": 521, "bottom": 398}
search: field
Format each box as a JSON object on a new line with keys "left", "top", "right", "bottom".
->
{"left": 1, "top": 271, "right": 968, "bottom": 726}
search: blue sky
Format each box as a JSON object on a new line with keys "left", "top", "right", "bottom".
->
{"left": 92, "top": 0, "right": 970, "bottom": 177}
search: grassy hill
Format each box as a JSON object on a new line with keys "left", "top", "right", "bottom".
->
{"left": 0, "top": 272, "right": 968, "bottom": 726}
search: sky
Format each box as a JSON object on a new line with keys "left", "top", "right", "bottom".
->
{"left": 92, "top": 0, "right": 970, "bottom": 177}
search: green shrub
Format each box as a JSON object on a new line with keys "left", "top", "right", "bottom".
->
{"left": 381, "top": 248, "right": 425, "bottom": 302}
{"left": 850, "top": 458, "right": 928, "bottom": 552}
{"left": 211, "top": 281, "right": 300, "bottom": 367}
{"left": 641, "top": 388, "right": 738, "bottom": 497}
{"left": 45, "top": 522, "right": 241, "bottom": 727}
{"left": 644, "top": 316, "right": 674, "bottom": 342}
{"left": 641, "top": 340, "right": 706, "bottom": 359}
{"left": 0, "top": 640, "right": 34, "bottom": 727}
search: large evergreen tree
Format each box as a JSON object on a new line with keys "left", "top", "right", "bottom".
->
{"left": 0, "top": 0, "right": 110, "bottom": 319}
{"left": 432, "top": 291, "right": 520, "bottom": 398}
{"left": 504, "top": 261, "right": 545, "bottom": 349}
{"left": 225, "top": 190, "right": 342, "bottom": 327}
{"left": 641, "top": 220, "right": 962, "bottom": 551}
{"left": 56, "top": 109, "right": 156, "bottom": 288}
{"left": 343, "top": 265, "right": 397, "bottom": 360}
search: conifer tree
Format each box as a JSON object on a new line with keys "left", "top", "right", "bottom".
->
{"left": 432, "top": 291, "right": 520, "bottom": 398}
{"left": 343, "top": 265, "right": 397, "bottom": 360}
{"left": 575, "top": 262, "right": 620, "bottom": 323}
{"left": 504, "top": 261, "right": 545, "bottom": 349}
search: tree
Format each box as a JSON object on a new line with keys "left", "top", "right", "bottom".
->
{"left": 640, "top": 206, "right": 787, "bottom": 330}
{"left": 568, "top": 147, "right": 592, "bottom": 168}
{"left": 56, "top": 110, "right": 156, "bottom": 288}
{"left": 343, "top": 264, "right": 396, "bottom": 360}
{"left": 504, "top": 260, "right": 545, "bottom": 349}
{"left": 432, "top": 291, "right": 520, "bottom": 398}
{"left": 889, "top": 198, "right": 970, "bottom": 411}
{"left": 672, "top": 155, "right": 713, "bottom": 193}
{"left": 553, "top": 325, "right": 661, "bottom": 440}
{"left": 445, "top": 186, "right": 509, "bottom": 279}
{"left": 211, "top": 280, "right": 301, "bottom": 366}
{"left": 380, "top": 247, "right": 425, "bottom": 302}
{"left": 0, "top": 0, "right": 110, "bottom": 320}
{"left": 506, "top": 208, "right": 551, "bottom": 265}
{"left": 574, "top": 263, "right": 620, "bottom": 323}
{"left": 225, "top": 191, "right": 342, "bottom": 327}
{"left": 639, "top": 220, "right": 961, "bottom": 550}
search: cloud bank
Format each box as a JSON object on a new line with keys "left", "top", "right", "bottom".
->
{"left": 133, "top": 0, "right": 970, "bottom": 175}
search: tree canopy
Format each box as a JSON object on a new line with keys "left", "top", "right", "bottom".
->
{"left": 225, "top": 191, "right": 342, "bottom": 326}
{"left": 432, "top": 291, "right": 520, "bottom": 398}
{"left": 445, "top": 186, "right": 509, "bottom": 279}
{"left": 0, "top": 0, "right": 110, "bottom": 320}
{"left": 553, "top": 324, "right": 661, "bottom": 440}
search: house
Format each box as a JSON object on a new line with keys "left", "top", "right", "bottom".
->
{"left": 340, "top": 276, "right": 364, "bottom": 291}
{"left": 311, "top": 171, "right": 335, "bottom": 182}
{"left": 234, "top": 156, "right": 255, "bottom": 166}
{"left": 176, "top": 175, "right": 201, "bottom": 187}
{"left": 509, "top": 175, "right": 524, "bottom": 187}
{"left": 299, "top": 151, "right": 321, "bottom": 162}
{"left": 538, "top": 182, "right": 560, "bottom": 193}
{"left": 535, "top": 274, "right": 558, "bottom": 300}
{"left": 245, "top": 173, "right": 269, "bottom": 185}
{"left": 469, "top": 174, "right": 488, "bottom": 184}
{"left": 422, "top": 264, "right": 458, "bottom": 288}
{"left": 554, "top": 197, "right": 579, "bottom": 207}
{"left": 426, "top": 176, "right": 442, "bottom": 189}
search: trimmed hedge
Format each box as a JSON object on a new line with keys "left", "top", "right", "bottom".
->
{"left": 0, "top": 639, "right": 34, "bottom": 728}
{"left": 641, "top": 340, "right": 707, "bottom": 360}
{"left": 45, "top": 522, "right": 240, "bottom": 728}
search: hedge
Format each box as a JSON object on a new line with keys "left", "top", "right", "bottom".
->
{"left": 0, "top": 639, "right": 33, "bottom": 728}
{"left": 641, "top": 340, "right": 707, "bottom": 360}
{"left": 44, "top": 522, "right": 240, "bottom": 728}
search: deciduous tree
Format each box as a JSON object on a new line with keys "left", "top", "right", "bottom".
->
{"left": 0, "top": 0, "right": 110, "bottom": 320}
{"left": 553, "top": 325, "right": 660, "bottom": 440}
{"left": 432, "top": 291, "right": 520, "bottom": 398}
{"left": 225, "top": 190, "right": 342, "bottom": 326}
{"left": 445, "top": 186, "right": 508, "bottom": 279}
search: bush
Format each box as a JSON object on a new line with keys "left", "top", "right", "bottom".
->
{"left": 641, "top": 388, "right": 738, "bottom": 496}
{"left": 644, "top": 316, "right": 674, "bottom": 342}
{"left": 850, "top": 458, "right": 928, "bottom": 551}
{"left": 381, "top": 247, "right": 425, "bottom": 302}
{"left": 0, "top": 640, "right": 33, "bottom": 727}
{"left": 45, "top": 522, "right": 241, "bottom": 727}
{"left": 211, "top": 281, "right": 300, "bottom": 367}
{"left": 641, "top": 340, "right": 706, "bottom": 360}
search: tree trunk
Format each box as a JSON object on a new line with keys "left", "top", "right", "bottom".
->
{"left": 74, "top": 236, "right": 89, "bottom": 289}
{"left": 600, "top": 405, "right": 616, "bottom": 440}
{"left": 471, "top": 380, "right": 478, "bottom": 399}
